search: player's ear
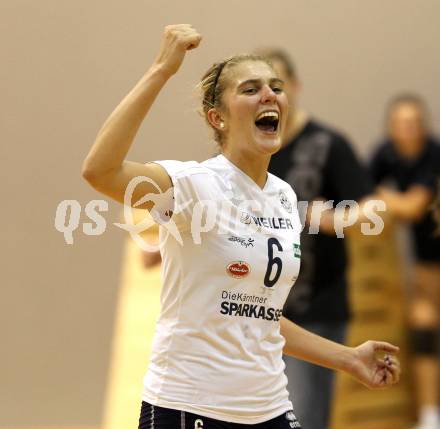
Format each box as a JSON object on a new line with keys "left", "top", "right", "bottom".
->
{"left": 207, "top": 109, "right": 225, "bottom": 131}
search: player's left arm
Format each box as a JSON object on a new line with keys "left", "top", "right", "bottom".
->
{"left": 280, "top": 316, "right": 400, "bottom": 389}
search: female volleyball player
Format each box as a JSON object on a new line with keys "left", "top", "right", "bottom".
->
{"left": 82, "top": 24, "right": 400, "bottom": 429}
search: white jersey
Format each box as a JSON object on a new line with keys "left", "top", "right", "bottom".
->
{"left": 142, "top": 154, "right": 302, "bottom": 424}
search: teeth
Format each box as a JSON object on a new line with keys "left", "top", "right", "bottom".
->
{"left": 256, "top": 111, "right": 279, "bottom": 121}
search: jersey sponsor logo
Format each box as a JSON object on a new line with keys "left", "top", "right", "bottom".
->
{"left": 293, "top": 243, "right": 301, "bottom": 258}
{"left": 226, "top": 261, "right": 250, "bottom": 278}
{"left": 279, "top": 190, "right": 292, "bottom": 213}
{"left": 222, "top": 290, "right": 268, "bottom": 304}
{"left": 251, "top": 215, "right": 293, "bottom": 230}
{"left": 228, "top": 236, "right": 255, "bottom": 248}
{"left": 220, "top": 301, "right": 283, "bottom": 321}
{"left": 240, "top": 211, "right": 294, "bottom": 230}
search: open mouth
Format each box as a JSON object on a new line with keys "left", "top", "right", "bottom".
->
{"left": 255, "top": 111, "right": 279, "bottom": 134}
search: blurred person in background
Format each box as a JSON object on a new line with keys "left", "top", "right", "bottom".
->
{"left": 369, "top": 94, "right": 440, "bottom": 429}
{"left": 260, "top": 48, "right": 372, "bottom": 429}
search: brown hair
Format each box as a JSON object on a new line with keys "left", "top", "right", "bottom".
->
{"left": 384, "top": 93, "right": 431, "bottom": 137}
{"left": 198, "top": 54, "right": 272, "bottom": 145}
{"left": 386, "top": 93, "right": 428, "bottom": 121}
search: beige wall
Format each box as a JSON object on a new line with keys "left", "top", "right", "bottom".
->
{"left": 2, "top": 0, "right": 439, "bottom": 426}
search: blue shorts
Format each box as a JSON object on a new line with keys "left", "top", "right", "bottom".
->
{"left": 138, "top": 401, "right": 301, "bottom": 429}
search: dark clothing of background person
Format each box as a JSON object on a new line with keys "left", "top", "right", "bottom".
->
{"left": 269, "top": 118, "right": 371, "bottom": 429}
{"left": 369, "top": 137, "right": 440, "bottom": 262}
{"left": 269, "top": 119, "right": 372, "bottom": 325}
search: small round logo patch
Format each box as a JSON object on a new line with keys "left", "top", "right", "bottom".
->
{"left": 226, "top": 261, "right": 250, "bottom": 278}
{"left": 279, "top": 190, "right": 292, "bottom": 213}
{"left": 240, "top": 211, "right": 252, "bottom": 225}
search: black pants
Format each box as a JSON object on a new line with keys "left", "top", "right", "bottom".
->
{"left": 138, "top": 401, "right": 301, "bottom": 429}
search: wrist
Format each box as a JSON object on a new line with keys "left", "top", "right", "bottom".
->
{"left": 149, "top": 63, "right": 175, "bottom": 80}
{"left": 338, "top": 346, "right": 358, "bottom": 374}
{"left": 144, "top": 64, "right": 174, "bottom": 83}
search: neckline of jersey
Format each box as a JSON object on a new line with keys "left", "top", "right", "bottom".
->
{"left": 217, "top": 154, "right": 272, "bottom": 193}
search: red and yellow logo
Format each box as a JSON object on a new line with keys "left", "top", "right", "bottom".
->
{"left": 226, "top": 261, "right": 250, "bottom": 278}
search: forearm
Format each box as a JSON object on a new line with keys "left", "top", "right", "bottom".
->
{"left": 280, "top": 316, "right": 354, "bottom": 372}
{"left": 308, "top": 197, "right": 382, "bottom": 236}
{"left": 378, "top": 187, "right": 432, "bottom": 222}
{"left": 83, "top": 65, "right": 170, "bottom": 176}
{"left": 307, "top": 205, "right": 352, "bottom": 236}
{"left": 381, "top": 194, "right": 421, "bottom": 221}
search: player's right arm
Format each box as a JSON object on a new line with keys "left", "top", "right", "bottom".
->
{"left": 82, "top": 25, "right": 202, "bottom": 211}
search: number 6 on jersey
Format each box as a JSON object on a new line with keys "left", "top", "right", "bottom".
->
{"left": 264, "top": 237, "right": 283, "bottom": 288}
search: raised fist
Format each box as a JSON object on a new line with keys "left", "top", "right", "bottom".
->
{"left": 154, "top": 24, "right": 202, "bottom": 78}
